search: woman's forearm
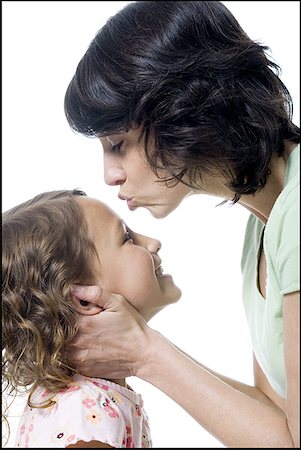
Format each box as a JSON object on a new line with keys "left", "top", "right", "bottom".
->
{"left": 139, "top": 330, "right": 294, "bottom": 448}
{"left": 172, "top": 343, "right": 276, "bottom": 407}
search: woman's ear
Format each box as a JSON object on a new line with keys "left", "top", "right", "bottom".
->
{"left": 72, "top": 296, "right": 103, "bottom": 316}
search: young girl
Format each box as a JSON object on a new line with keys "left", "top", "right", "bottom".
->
{"left": 2, "top": 189, "right": 181, "bottom": 448}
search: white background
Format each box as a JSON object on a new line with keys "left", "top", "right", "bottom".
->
{"left": 2, "top": 1, "right": 300, "bottom": 448}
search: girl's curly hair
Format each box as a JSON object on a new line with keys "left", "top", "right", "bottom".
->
{"left": 64, "top": 0, "right": 299, "bottom": 202}
{"left": 2, "top": 189, "right": 96, "bottom": 405}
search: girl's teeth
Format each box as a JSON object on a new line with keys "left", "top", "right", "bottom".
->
{"left": 156, "top": 266, "right": 164, "bottom": 276}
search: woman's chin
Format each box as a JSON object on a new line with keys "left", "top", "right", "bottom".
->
{"left": 145, "top": 204, "right": 177, "bottom": 219}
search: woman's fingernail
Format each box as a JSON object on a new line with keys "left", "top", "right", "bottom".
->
{"left": 71, "top": 285, "right": 84, "bottom": 293}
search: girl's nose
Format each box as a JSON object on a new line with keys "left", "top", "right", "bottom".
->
{"left": 145, "top": 237, "right": 161, "bottom": 254}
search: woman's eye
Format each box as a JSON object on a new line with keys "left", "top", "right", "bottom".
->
{"left": 124, "top": 231, "right": 133, "bottom": 244}
{"left": 111, "top": 140, "right": 124, "bottom": 153}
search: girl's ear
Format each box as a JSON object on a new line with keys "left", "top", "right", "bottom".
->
{"left": 72, "top": 296, "right": 103, "bottom": 316}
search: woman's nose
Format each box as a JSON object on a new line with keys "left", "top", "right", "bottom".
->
{"left": 103, "top": 157, "right": 126, "bottom": 186}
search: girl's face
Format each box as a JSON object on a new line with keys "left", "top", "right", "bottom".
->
{"left": 100, "top": 128, "right": 194, "bottom": 219}
{"left": 76, "top": 197, "right": 181, "bottom": 321}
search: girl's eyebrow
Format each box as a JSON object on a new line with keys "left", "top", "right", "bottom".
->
{"left": 113, "top": 219, "right": 127, "bottom": 238}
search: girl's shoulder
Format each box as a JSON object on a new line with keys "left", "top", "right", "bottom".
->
{"left": 30, "top": 374, "right": 144, "bottom": 413}
{"left": 30, "top": 375, "right": 126, "bottom": 418}
{"left": 15, "top": 375, "right": 150, "bottom": 448}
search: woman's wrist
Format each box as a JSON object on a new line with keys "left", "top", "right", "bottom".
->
{"left": 134, "top": 328, "right": 169, "bottom": 381}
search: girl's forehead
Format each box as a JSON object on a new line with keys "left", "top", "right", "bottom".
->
{"left": 76, "top": 196, "right": 119, "bottom": 223}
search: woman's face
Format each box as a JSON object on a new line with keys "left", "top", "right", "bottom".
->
{"left": 100, "top": 128, "right": 194, "bottom": 219}
{"left": 76, "top": 196, "right": 181, "bottom": 321}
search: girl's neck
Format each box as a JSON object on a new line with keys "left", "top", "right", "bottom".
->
{"left": 106, "top": 378, "right": 127, "bottom": 388}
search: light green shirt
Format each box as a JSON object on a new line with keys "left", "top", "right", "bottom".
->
{"left": 241, "top": 144, "right": 300, "bottom": 398}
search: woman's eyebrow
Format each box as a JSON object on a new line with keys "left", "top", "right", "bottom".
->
{"left": 106, "top": 133, "right": 126, "bottom": 145}
{"left": 106, "top": 136, "right": 115, "bottom": 146}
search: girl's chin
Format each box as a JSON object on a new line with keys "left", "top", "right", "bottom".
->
{"left": 142, "top": 291, "right": 182, "bottom": 321}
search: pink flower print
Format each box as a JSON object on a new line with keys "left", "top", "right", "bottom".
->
{"left": 82, "top": 397, "right": 97, "bottom": 409}
{"left": 50, "top": 428, "right": 69, "bottom": 444}
{"left": 90, "top": 380, "right": 109, "bottom": 390}
{"left": 25, "top": 434, "right": 30, "bottom": 448}
{"left": 59, "top": 384, "right": 80, "bottom": 394}
{"left": 126, "top": 436, "right": 134, "bottom": 448}
{"left": 41, "top": 389, "right": 50, "bottom": 398}
{"left": 28, "top": 424, "right": 33, "bottom": 432}
{"left": 109, "top": 392, "right": 123, "bottom": 404}
{"left": 135, "top": 404, "right": 141, "bottom": 416}
{"left": 102, "top": 397, "right": 119, "bottom": 418}
{"left": 20, "top": 424, "right": 26, "bottom": 435}
{"left": 86, "top": 408, "right": 102, "bottom": 424}
{"left": 141, "top": 433, "right": 149, "bottom": 448}
{"left": 123, "top": 425, "right": 134, "bottom": 448}
{"left": 66, "top": 434, "right": 76, "bottom": 444}
{"left": 68, "top": 384, "right": 80, "bottom": 391}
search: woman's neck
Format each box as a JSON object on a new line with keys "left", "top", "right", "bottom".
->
{"left": 238, "top": 141, "right": 297, "bottom": 224}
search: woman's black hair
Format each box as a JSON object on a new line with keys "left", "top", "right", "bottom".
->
{"left": 64, "top": 0, "right": 300, "bottom": 202}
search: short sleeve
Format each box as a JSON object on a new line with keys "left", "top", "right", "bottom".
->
{"left": 275, "top": 186, "right": 300, "bottom": 296}
{"left": 22, "top": 385, "right": 127, "bottom": 448}
{"left": 71, "top": 389, "right": 127, "bottom": 447}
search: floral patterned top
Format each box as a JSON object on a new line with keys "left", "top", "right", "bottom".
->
{"left": 15, "top": 374, "right": 152, "bottom": 448}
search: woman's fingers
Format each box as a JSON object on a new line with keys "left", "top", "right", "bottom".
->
{"left": 68, "top": 285, "right": 151, "bottom": 378}
{"left": 71, "top": 285, "right": 123, "bottom": 310}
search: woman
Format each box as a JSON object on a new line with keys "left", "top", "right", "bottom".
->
{"left": 64, "top": 1, "right": 300, "bottom": 447}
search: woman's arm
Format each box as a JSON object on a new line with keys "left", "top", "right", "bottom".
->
{"left": 139, "top": 293, "right": 299, "bottom": 447}
{"left": 283, "top": 291, "right": 300, "bottom": 447}
{"left": 139, "top": 330, "right": 294, "bottom": 448}
{"left": 172, "top": 343, "right": 280, "bottom": 408}
{"left": 71, "top": 286, "right": 299, "bottom": 448}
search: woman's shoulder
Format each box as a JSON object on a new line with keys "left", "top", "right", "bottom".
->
{"left": 264, "top": 143, "right": 299, "bottom": 244}
{"left": 266, "top": 170, "right": 299, "bottom": 244}
{"left": 241, "top": 212, "right": 264, "bottom": 269}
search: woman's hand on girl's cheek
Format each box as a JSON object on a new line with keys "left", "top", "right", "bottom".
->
{"left": 69, "top": 285, "right": 153, "bottom": 379}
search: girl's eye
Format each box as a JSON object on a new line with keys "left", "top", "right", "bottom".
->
{"left": 124, "top": 231, "right": 133, "bottom": 244}
{"left": 111, "top": 140, "right": 124, "bottom": 153}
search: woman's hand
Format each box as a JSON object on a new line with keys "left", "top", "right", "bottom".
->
{"left": 69, "top": 285, "right": 153, "bottom": 379}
